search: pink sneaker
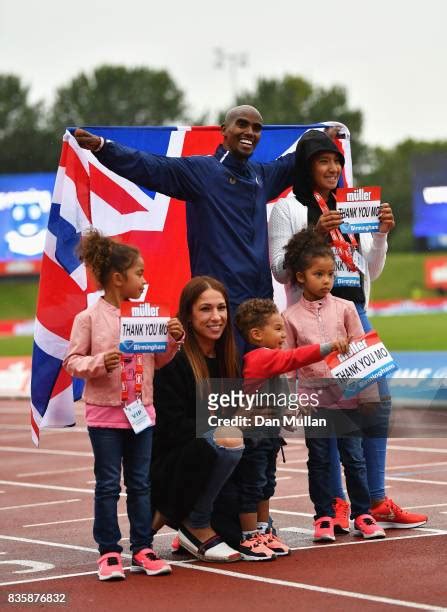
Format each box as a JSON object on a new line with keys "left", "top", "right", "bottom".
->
{"left": 333, "top": 497, "right": 350, "bottom": 534}
{"left": 353, "top": 514, "right": 386, "bottom": 539}
{"left": 261, "top": 529, "right": 290, "bottom": 556}
{"left": 97, "top": 552, "right": 125, "bottom": 581}
{"left": 313, "top": 517, "right": 335, "bottom": 542}
{"left": 238, "top": 533, "right": 276, "bottom": 561}
{"left": 131, "top": 548, "right": 172, "bottom": 576}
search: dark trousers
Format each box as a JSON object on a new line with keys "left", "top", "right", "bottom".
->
{"left": 234, "top": 437, "right": 281, "bottom": 514}
{"left": 304, "top": 409, "right": 370, "bottom": 519}
{"left": 88, "top": 426, "right": 153, "bottom": 555}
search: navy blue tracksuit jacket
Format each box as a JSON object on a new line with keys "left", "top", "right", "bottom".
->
{"left": 96, "top": 142, "right": 295, "bottom": 311}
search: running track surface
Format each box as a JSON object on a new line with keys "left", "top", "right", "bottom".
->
{"left": 0, "top": 400, "right": 446, "bottom": 611}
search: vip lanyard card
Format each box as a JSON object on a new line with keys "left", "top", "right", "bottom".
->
{"left": 336, "top": 186, "right": 381, "bottom": 233}
{"left": 123, "top": 398, "right": 152, "bottom": 434}
{"left": 120, "top": 302, "right": 170, "bottom": 353}
{"left": 325, "top": 330, "right": 398, "bottom": 398}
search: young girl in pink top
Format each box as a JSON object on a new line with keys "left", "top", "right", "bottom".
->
{"left": 63, "top": 229, "right": 184, "bottom": 581}
{"left": 282, "top": 228, "right": 386, "bottom": 542}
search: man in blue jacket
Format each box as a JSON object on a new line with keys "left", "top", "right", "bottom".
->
{"left": 74, "top": 105, "right": 295, "bottom": 314}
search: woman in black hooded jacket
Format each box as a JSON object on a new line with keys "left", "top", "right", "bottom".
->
{"left": 268, "top": 128, "right": 427, "bottom": 532}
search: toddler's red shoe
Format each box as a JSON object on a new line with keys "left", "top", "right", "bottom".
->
{"left": 97, "top": 552, "right": 125, "bottom": 581}
{"left": 131, "top": 548, "right": 172, "bottom": 576}
{"left": 313, "top": 517, "right": 335, "bottom": 542}
{"left": 353, "top": 514, "right": 386, "bottom": 539}
{"left": 333, "top": 497, "right": 350, "bottom": 534}
{"left": 370, "top": 497, "right": 428, "bottom": 529}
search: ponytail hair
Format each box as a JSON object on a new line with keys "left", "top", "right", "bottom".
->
{"left": 77, "top": 228, "right": 140, "bottom": 288}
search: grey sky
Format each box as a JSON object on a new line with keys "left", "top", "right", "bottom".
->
{"left": 1, "top": 0, "right": 444, "bottom": 148}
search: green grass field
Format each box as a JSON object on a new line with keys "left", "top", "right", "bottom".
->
{"left": 0, "top": 252, "right": 445, "bottom": 356}
{"left": 369, "top": 314, "right": 444, "bottom": 351}
{"left": 0, "top": 336, "right": 33, "bottom": 356}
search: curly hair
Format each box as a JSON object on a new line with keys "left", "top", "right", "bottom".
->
{"left": 77, "top": 228, "right": 140, "bottom": 288}
{"left": 283, "top": 228, "right": 334, "bottom": 284}
{"left": 235, "top": 298, "right": 278, "bottom": 342}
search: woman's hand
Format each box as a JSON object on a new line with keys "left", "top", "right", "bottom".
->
{"left": 378, "top": 202, "right": 395, "bottom": 234}
{"left": 167, "top": 317, "right": 185, "bottom": 341}
{"left": 104, "top": 350, "right": 121, "bottom": 372}
{"left": 315, "top": 210, "right": 343, "bottom": 234}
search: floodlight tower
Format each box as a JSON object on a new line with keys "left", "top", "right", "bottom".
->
{"left": 214, "top": 48, "right": 248, "bottom": 103}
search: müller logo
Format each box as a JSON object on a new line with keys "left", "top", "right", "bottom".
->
{"left": 337, "top": 339, "right": 368, "bottom": 362}
{"left": 346, "top": 188, "right": 372, "bottom": 202}
{"left": 131, "top": 303, "right": 160, "bottom": 316}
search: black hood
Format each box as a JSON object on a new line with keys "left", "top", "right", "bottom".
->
{"left": 293, "top": 129, "right": 345, "bottom": 205}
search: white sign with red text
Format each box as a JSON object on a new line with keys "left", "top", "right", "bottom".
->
{"left": 120, "top": 302, "right": 169, "bottom": 353}
{"left": 336, "top": 186, "right": 381, "bottom": 233}
{"left": 325, "top": 330, "right": 398, "bottom": 398}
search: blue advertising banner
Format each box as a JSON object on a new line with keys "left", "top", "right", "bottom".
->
{"left": 412, "top": 153, "right": 447, "bottom": 238}
{"left": 0, "top": 173, "right": 56, "bottom": 262}
{"left": 390, "top": 351, "right": 447, "bottom": 406}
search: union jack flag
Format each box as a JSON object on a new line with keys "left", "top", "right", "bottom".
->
{"left": 30, "top": 123, "right": 352, "bottom": 445}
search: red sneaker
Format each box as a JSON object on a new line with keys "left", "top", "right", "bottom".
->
{"left": 333, "top": 497, "right": 350, "bottom": 534}
{"left": 353, "top": 514, "right": 386, "bottom": 539}
{"left": 313, "top": 517, "right": 335, "bottom": 542}
{"left": 370, "top": 497, "right": 428, "bottom": 529}
{"left": 97, "top": 552, "right": 125, "bottom": 581}
{"left": 131, "top": 548, "right": 172, "bottom": 576}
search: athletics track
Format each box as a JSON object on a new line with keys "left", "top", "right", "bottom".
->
{"left": 0, "top": 400, "right": 446, "bottom": 611}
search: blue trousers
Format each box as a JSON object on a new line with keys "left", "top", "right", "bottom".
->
{"left": 330, "top": 303, "right": 390, "bottom": 501}
{"left": 187, "top": 429, "right": 244, "bottom": 528}
{"left": 306, "top": 409, "right": 370, "bottom": 518}
{"left": 88, "top": 426, "right": 153, "bottom": 555}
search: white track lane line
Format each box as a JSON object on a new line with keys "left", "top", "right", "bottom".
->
{"left": 272, "top": 493, "right": 311, "bottom": 500}
{"left": 0, "top": 446, "right": 92, "bottom": 457}
{"left": 0, "top": 480, "right": 119, "bottom": 496}
{"left": 0, "top": 534, "right": 443, "bottom": 609}
{"left": 177, "top": 562, "right": 443, "bottom": 610}
{"left": 277, "top": 467, "right": 308, "bottom": 473}
{"left": 386, "top": 461, "right": 447, "bottom": 471}
{"left": 385, "top": 476, "right": 447, "bottom": 485}
{"left": 17, "top": 467, "right": 92, "bottom": 478}
{"left": 276, "top": 476, "right": 291, "bottom": 481}
{"left": 0, "top": 499, "right": 81, "bottom": 512}
{"left": 271, "top": 508, "right": 314, "bottom": 517}
{"left": 404, "top": 503, "right": 447, "bottom": 510}
{"left": 281, "top": 529, "right": 447, "bottom": 547}
{"left": 23, "top": 513, "right": 127, "bottom": 528}
{"left": 387, "top": 445, "right": 447, "bottom": 454}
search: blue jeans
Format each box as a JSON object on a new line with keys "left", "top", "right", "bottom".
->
{"left": 233, "top": 437, "right": 281, "bottom": 513}
{"left": 305, "top": 409, "right": 370, "bottom": 519}
{"left": 88, "top": 426, "right": 153, "bottom": 555}
{"left": 330, "top": 303, "right": 390, "bottom": 501}
{"left": 187, "top": 429, "right": 244, "bottom": 529}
